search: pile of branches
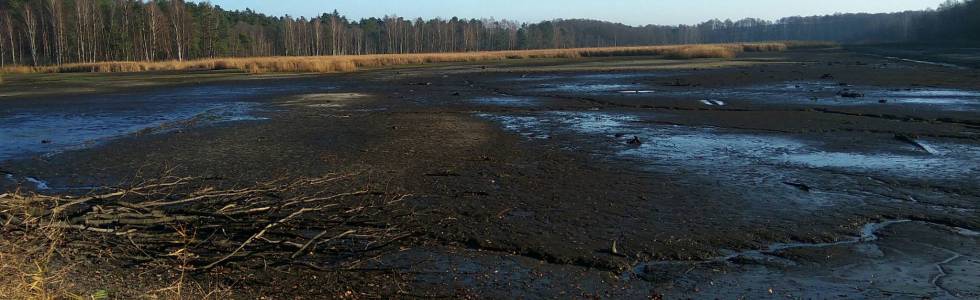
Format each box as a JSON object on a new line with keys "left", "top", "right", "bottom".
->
{"left": 0, "top": 172, "right": 413, "bottom": 271}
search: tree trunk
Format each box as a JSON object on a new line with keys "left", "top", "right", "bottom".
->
{"left": 22, "top": 4, "right": 39, "bottom": 66}
{"left": 169, "top": 0, "right": 184, "bottom": 61}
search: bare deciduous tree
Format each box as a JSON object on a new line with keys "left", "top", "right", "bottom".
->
{"left": 0, "top": 0, "right": 976, "bottom": 68}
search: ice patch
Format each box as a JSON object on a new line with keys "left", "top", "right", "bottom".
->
{"left": 726, "top": 220, "right": 911, "bottom": 259}
{"left": 536, "top": 83, "right": 637, "bottom": 93}
{"left": 25, "top": 177, "right": 50, "bottom": 190}
{"left": 480, "top": 111, "right": 980, "bottom": 181}
{"left": 666, "top": 81, "right": 980, "bottom": 111}
{"left": 508, "top": 72, "right": 677, "bottom": 82}
{"left": 618, "top": 90, "right": 656, "bottom": 94}
{"left": 913, "top": 140, "right": 941, "bottom": 155}
{"left": 471, "top": 96, "right": 538, "bottom": 107}
{"left": 954, "top": 227, "right": 980, "bottom": 237}
{"left": 476, "top": 114, "right": 551, "bottom": 139}
{"left": 0, "top": 102, "right": 265, "bottom": 161}
{"left": 883, "top": 56, "right": 968, "bottom": 69}
{"left": 480, "top": 110, "right": 980, "bottom": 213}
{"left": 1, "top": 81, "right": 336, "bottom": 162}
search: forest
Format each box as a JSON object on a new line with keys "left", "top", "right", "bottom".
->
{"left": 0, "top": 0, "right": 977, "bottom": 67}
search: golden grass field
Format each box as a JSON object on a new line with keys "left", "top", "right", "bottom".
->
{"left": 0, "top": 41, "right": 836, "bottom": 75}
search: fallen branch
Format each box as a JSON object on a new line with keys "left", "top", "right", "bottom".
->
{"left": 1, "top": 172, "right": 412, "bottom": 274}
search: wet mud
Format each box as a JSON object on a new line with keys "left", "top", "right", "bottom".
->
{"left": 2, "top": 48, "right": 979, "bottom": 298}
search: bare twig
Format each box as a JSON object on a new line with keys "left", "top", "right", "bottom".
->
{"left": 2, "top": 172, "right": 410, "bottom": 277}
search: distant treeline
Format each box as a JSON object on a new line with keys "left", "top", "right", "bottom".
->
{"left": 0, "top": 0, "right": 977, "bottom": 67}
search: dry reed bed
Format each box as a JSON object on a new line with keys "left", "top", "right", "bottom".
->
{"left": 779, "top": 40, "right": 839, "bottom": 49}
{"left": 0, "top": 172, "right": 411, "bottom": 298}
{"left": 0, "top": 42, "right": 803, "bottom": 75}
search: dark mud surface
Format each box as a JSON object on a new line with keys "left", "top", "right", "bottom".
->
{"left": 2, "top": 49, "right": 979, "bottom": 298}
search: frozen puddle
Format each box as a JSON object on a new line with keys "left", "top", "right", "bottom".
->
{"left": 535, "top": 83, "right": 639, "bottom": 93}
{"left": 24, "top": 177, "right": 50, "bottom": 190}
{"left": 483, "top": 111, "right": 980, "bottom": 179}
{"left": 513, "top": 72, "right": 676, "bottom": 94}
{"left": 507, "top": 72, "right": 679, "bottom": 82}
{"left": 0, "top": 81, "right": 336, "bottom": 162}
{"left": 479, "top": 111, "right": 980, "bottom": 205}
{"left": 0, "top": 102, "right": 264, "bottom": 161}
{"left": 882, "top": 56, "right": 969, "bottom": 70}
{"left": 470, "top": 96, "right": 539, "bottom": 107}
{"left": 630, "top": 219, "right": 912, "bottom": 278}
{"left": 618, "top": 90, "right": 656, "bottom": 94}
{"left": 668, "top": 81, "right": 980, "bottom": 111}
{"left": 699, "top": 100, "right": 726, "bottom": 106}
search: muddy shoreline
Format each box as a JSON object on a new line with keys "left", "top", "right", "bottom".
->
{"left": 2, "top": 49, "right": 979, "bottom": 298}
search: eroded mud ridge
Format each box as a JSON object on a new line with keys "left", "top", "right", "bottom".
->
{"left": 2, "top": 49, "right": 979, "bottom": 298}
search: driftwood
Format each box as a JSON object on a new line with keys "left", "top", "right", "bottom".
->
{"left": 0, "top": 172, "right": 412, "bottom": 271}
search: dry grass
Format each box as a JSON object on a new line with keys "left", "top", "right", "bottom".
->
{"left": 0, "top": 66, "right": 36, "bottom": 74}
{"left": 0, "top": 42, "right": 803, "bottom": 75}
{"left": 781, "top": 40, "right": 839, "bottom": 49}
{"left": 740, "top": 43, "right": 789, "bottom": 52}
{"left": 0, "top": 190, "right": 77, "bottom": 300}
{"left": 664, "top": 45, "right": 738, "bottom": 59}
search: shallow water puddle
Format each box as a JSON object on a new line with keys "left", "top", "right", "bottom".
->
{"left": 0, "top": 102, "right": 264, "bottom": 162}
{"left": 507, "top": 72, "right": 678, "bottom": 82}
{"left": 632, "top": 219, "right": 913, "bottom": 275}
{"left": 670, "top": 81, "right": 980, "bottom": 111}
{"left": 479, "top": 112, "right": 980, "bottom": 205}
{"left": 629, "top": 218, "right": 980, "bottom": 293}
{"left": 511, "top": 72, "right": 676, "bottom": 94}
{"left": 535, "top": 83, "right": 639, "bottom": 93}
{"left": 1, "top": 82, "right": 335, "bottom": 162}
{"left": 506, "top": 112, "right": 980, "bottom": 177}
{"left": 881, "top": 56, "right": 969, "bottom": 69}
{"left": 618, "top": 90, "right": 656, "bottom": 94}
{"left": 470, "top": 96, "right": 539, "bottom": 107}
{"left": 24, "top": 177, "right": 50, "bottom": 190}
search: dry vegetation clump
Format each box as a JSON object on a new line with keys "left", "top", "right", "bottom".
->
{"left": 663, "top": 45, "right": 739, "bottom": 59}
{"left": 0, "top": 211, "right": 77, "bottom": 300}
{"left": 0, "top": 171, "right": 412, "bottom": 298}
{"left": 781, "top": 40, "right": 840, "bottom": 49}
{"left": 0, "top": 42, "right": 804, "bottom": 75}
{"left": 0, "top": 66, "right": 36, "bottom": 74}
{"left": 740, "top": 42, "right": 789, "bottom": 52}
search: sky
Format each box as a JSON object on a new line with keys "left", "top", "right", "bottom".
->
{"left": 202, "top": 0, "right": 944, "bottom": 26}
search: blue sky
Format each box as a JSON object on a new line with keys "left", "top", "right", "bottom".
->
{"left": 203, "top": 0, "right": 943, "bottom": 26}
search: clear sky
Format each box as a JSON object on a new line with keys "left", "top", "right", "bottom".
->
{"left": 201, "top": 0, "right": 944, "bottom": 26}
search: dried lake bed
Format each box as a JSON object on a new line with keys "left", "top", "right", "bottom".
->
{"left": 2, "top": 48, "right": 979, "bottom": 298}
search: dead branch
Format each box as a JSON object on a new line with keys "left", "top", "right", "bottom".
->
{"left": 1, "top": 172, "right": 412, "bottom": 273}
